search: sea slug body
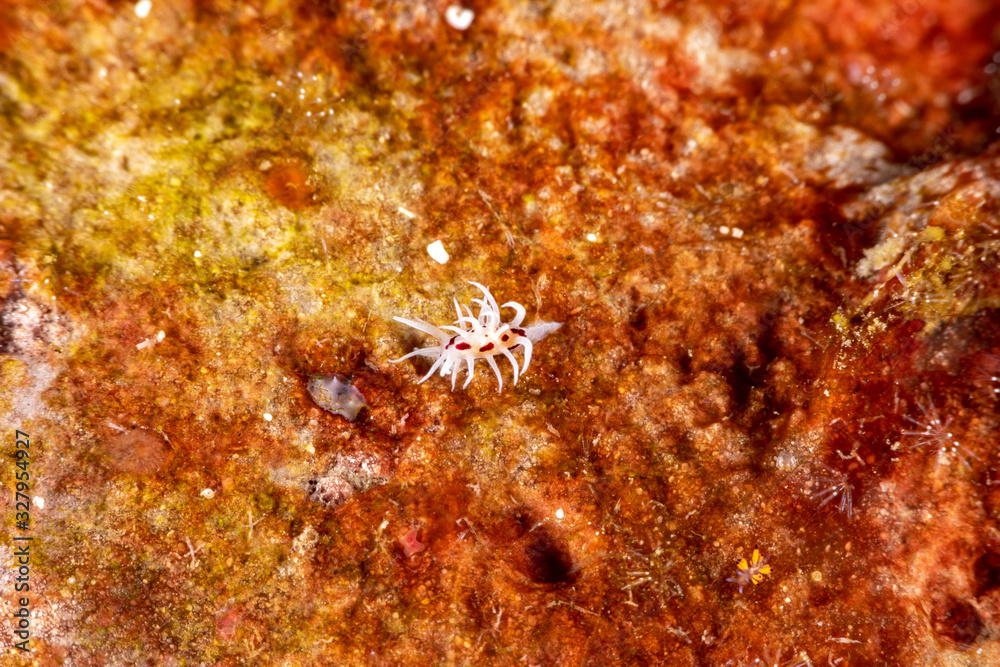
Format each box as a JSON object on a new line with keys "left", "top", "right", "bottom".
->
{"left": 391, "top": 282, "right": 562, "bottom": 392}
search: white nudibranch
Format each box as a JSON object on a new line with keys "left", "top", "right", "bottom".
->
{"left": 391, "top": 282, "right": 562, "bottom": 392}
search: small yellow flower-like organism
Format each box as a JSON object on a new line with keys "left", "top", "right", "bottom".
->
{"left": 727, "top": 546, "right": 772, "bottom": 593}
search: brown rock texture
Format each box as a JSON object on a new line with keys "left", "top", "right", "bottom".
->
{"left": 1, "top": 0, "right": 999, "bottom": 665}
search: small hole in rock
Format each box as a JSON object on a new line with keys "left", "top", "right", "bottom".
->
{"left": 523, "top": 532, "right": 577, "bottom": 585}
{"left": 973, "top": 550, "right": 1000, "bottom": 596}
{"left": 931, "top": 597, "right": 983, "bottom": 646}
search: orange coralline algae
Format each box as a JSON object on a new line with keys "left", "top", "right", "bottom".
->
{"left": 2, "top": 0, "right": 1000, "bottom": 664}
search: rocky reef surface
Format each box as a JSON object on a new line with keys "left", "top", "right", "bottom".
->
{"left": 1, "top": 0, "right": 1000, "bottom": 664}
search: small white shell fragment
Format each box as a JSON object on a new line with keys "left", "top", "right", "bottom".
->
{"left": 263, "top": 413, "right": 273, "bottom": 422}
{"left": 427, "top": 240, "right": 450, "bottom": 264}
{"left": 136, "top": 330, "right": 166, "bottom": 350}
{"left": 719, "top": 226, "right": 730, "bottom": 235}
{"left": 556, "top": 508, "right": 564, "bottom": 519}
{"left": 194, "top": 250, "right": 202, "bottom": 258}
{"left": 134, "top": 0, "right": 152, "bottom": 19}
{"left": 398, "top": 206, "right": 416, "bottom": 219}
{"left": 732, "top": 227, "right": 744, "bottom": 238}
{"left": 199, "top": 488, "right": 215, "bottom": 499}
{"left": 33, "top": 496, "right": 45, "bottom": 510}
{"left": 445, "top": 5, "right": 475, "bottom": 30}
{"left": 586, "top": 233, "right": 598, "bottom": 242}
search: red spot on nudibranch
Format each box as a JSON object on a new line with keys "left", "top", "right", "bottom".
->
{"left": 480, "top": 342, "right": 495, "bottom": 352}
{"left": 501, "top": 334, "right": 510, "bottom": 342}
{"left": 446, "top": 337, "right": 456, "bottom": 349}
{"left": 455, "top": 342, "right": 472, "bottom": 350}
{"left": 511, "top": 328, "right": 525, "bottom": 336}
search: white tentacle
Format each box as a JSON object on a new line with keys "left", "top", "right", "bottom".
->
{"left": 393, "top": 316, "right": 451, "bottom": 344}
{"left": 391, "top": 347, "right": 441, "bottom": 363}
{"left": 501, "top": 301, "right": 526, "bottom": 327}
{"left": 516, "top": 336, "right": 533, "bottom": 376}
{"left": 485, "top": 355, "right": 503, "bottom": 393}
{"left": 463, "top": 357, "right": 476, "bottom": 389}
{"left": 418, "top": 354, "right": 447, "bottom": 384}
{"left": 469, "top": 282, "right": 500, "bottom": 314}
{"left": 501, "top": 347, "right": 520, "bottom": 385}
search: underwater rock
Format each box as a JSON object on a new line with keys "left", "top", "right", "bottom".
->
{"left": 5, "top": 0, "right": 1000, "bottom": 663}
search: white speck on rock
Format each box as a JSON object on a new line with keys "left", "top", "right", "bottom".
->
{"left": 135, "top": 0, "right": 152, "bottom": 19}
{"left": 33, "top": 496, "right": 45, "bottom": 510}
{"left": 136, "top": 330, "right": 166, "bottom": 351}
{"left": 199, "top": 488, "right": 215, "bottom": 499}
{"left": 427, "top": 240, "right": 450, "bottom": 264}
{"left": 556, "top": 508, "right": 564, "bottom": 519}
{"left": 445, "top": 5, "right": 475, "bottom": 31}
{"left": 263, "top": 413, "right": 273, "bottom": 422}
